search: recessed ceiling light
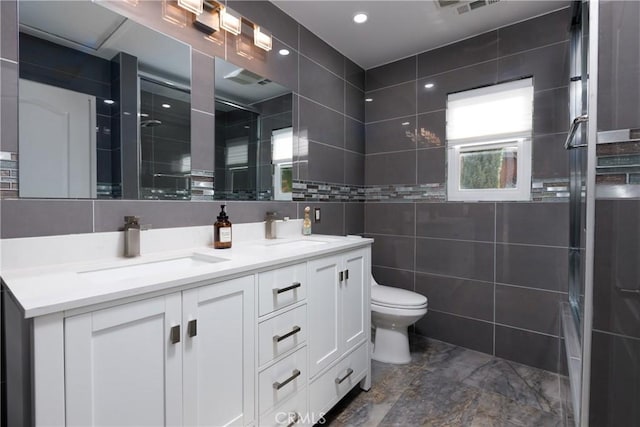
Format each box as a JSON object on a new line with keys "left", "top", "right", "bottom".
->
{"left": 104, "top": 99, "right": 115, "bottom": 105}
{"left": 353, "top": 13, "right": 368, "bottom": 24}
{"left": 365, "top": 98, "right": 373, "bottom": 102}
{"left": 278, "top": 48, "right": 290, "bottom": 56}
{"left": 424, "top": 83, "right": 435, "bottom": 89}
{"left": 162, "top": 103, "right": 171, "bottom": 109}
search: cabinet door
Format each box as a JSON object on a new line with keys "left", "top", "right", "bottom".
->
{"left": 307, "top": 255, "right": 342, "bottom": 377}
{"left": 65, "top": 294, "right": 182, "bottom": 427}
{"left": 182, "top": 276, "right": 255, "bottom": 426}
{"left": 342, "top": 249, "right": 367, "bottom": 354}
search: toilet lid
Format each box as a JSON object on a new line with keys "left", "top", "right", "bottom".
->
{"left": 371, "top": 285, "right": 428, "bottom": 309}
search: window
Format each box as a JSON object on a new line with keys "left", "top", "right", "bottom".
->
{"left": 446, "top": 78, "right": 533, "bottom": 201}
{"left": 272, "top": 127, "right": 293, "bottom": 201}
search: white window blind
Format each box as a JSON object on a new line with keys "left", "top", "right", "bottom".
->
{"left": 447, "top": 78, "right": 533, "bottom": 142}
{"left": 226, "top": 138, "right": 248, "bottom": 166}
{"left": 272, "top": 127, "right": 293, "bottom": 162}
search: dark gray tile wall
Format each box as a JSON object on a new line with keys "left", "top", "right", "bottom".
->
{"left": 365, "top": 8, "right": 572, "bottom": 373}
{"left": 0, "top": 0, "right": 365, "bottom": 239}
{"left": 588, "top": 1, "right": 640, "bottom": 423}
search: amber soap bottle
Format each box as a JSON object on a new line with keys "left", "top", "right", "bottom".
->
{"left": 214, "top": 204, "right": 232, "bottom": 249}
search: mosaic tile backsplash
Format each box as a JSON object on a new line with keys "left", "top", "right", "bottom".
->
{"left": 0, "top": 151, "right": 18, "bottom": 199}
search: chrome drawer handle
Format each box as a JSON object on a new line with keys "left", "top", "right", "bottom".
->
{"left": 273, "top": 282, "right": 301, "bottom": 295}
{"left": 335, "top": 368, "right": 354, "bottom": 384}
{"left": 170, "top": 325, "right": 180, "bottom": 344}
{"left": 187, "top": 319, "right": 197, "bottom": 338}
{"left": 273, "top": 369, "right": 301, "bottom": 390}
{"left": 286, "top": 412, "right": 300, "bottom": 427}
{"left": 273, "top": 325, "right": 301, "bottom": 343}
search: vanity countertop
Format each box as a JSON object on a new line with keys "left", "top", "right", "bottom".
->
{"left": 2, "top": 234, "right": 372, "bottom": 319}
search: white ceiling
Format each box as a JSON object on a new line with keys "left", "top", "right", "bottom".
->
{"left": 272, "top": 0, "right": 571, "bottom": 70}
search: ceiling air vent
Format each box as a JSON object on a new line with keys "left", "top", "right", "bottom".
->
{"left": 437, "top": 0, "right": 500, "bottom": 15}
{"left": 223, "top": 68, "right": 268, "bottom": 85}
{"left": 436, "top": 0, "right": 461, "bottom": 7}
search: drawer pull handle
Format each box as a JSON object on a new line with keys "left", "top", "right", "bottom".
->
{"left": 170, "top": 325, "right": 181, "bottom": 344}
{"left": 274, "top": 325, "right": 301, "bottom": 342}
{"left": 187, "top": 319, "right": 197, "bottom": 338}
{"left": 274, "top": 282, "right": 301, "bottom": 295}
{"left": 286, "top": 412, "right": 301, "bottom": 427}
{"left": 335, "top": 368, "right": 354, "bottom": 384}
{"left": 273, "top": 369, "right": 301, "bottom": 390}
{"left": 345, "top": 269, "right": 349, "bottom": 280}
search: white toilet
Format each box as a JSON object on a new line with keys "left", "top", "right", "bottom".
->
{"left": 370, "top": 276, "right": 428, "bottom": 364}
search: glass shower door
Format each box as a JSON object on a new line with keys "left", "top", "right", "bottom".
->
{"left": 564, "top": 1, "right": 591, "bottom": 425}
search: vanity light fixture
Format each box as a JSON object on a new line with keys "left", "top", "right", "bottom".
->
{"left": 353, "top": 13, "right": 368, "bottom": 24}
{"left": 162, "top": 0, "right": 188, "bottom": 27}
{"left": 177, "top": 0, "right": 203, "bottom": 15}
{"left": 424, "top": 83, "right": 435, "bottom": 89}
{"left": 254, "top": 26, "right": 272, "bottom": 51}
{"left": 278, "top": 48, "right": 290, "bottom": 56}
{"left": 220, "top": 7, "right": 241, "bottom": 35}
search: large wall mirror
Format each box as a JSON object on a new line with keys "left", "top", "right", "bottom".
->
{"left": 17, "top": 0, "right": 191, "bottom": 200}
{"left": 16, "top": 1, "right": 295, "bottom": 202}
{"left": 214, "top": 58, "right": 293, "bottom": 201}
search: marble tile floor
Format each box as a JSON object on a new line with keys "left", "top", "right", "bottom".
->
{"left": 323, "top": 335, "right": 573, "bottom": 427}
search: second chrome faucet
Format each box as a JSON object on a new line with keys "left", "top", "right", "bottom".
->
{"left": 265, "top": 212, "right": 277, "bottom": 239}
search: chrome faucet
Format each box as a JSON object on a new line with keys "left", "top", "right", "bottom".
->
{"left": 123, "top": 216, "right": 151, "bottom": 257}
{"left": 265, "top": 212, "right": 277, "bottom": 239}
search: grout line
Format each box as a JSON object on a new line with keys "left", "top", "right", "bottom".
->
{"left": 495, "top": 282, "right": 568, "bottom": 295}
{"left": 493, "top": 202, "right": 497, "bottom": 355}
{"left": 191, "top": 108, "right": 215, "bottom": 116}
{"left": 428, "top": 308, "right": 494, "bottom": 325}
{"left": 592, "top": 329, "right": 640, "bottom": 342}
{"left": 92, "top": 201, "right": 96, "bottom": 233}
{"left": 297, "top": 94, "right": 363, "bottom": 123}
{"left": 365, "top": 113, "right": 426, "bottom": 126}
{"left": 0, "top": 58, "right": 18, "bottom": 65}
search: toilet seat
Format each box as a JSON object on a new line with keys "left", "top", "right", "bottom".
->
{"left": 371, "top": 285, "right": 428, "bottom": 310}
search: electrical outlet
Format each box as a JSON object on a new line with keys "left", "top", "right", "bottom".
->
{"left": 314, "top": 207, "right": 321, "bottom": 223}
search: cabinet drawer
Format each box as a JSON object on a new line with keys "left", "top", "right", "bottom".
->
{"left": 258, "top": 264, "right": 307, "bottom": 316}
{"left": 309, "top": 343, "right": 368, "bottom": 416}
{"left": 259, "top": 346, "right": 307, "bottom": 415}
{"left": 259, "top": 305, "right": 307, "bottom": 366}
{"left": 259, "top": 387, "right": 308, "bottom": 427}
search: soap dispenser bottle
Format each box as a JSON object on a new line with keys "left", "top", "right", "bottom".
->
{"left": 214, "top": 204, "right": 232, "bottom": 249}
{"left": 302, "top": 206, "right": 312, "bottom": 236}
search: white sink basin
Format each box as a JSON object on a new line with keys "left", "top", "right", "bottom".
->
{"left": 261, "top": 238, "right": 329, "bottom": 248}
{"left": 79, "top": 254, "right": 227, "bottom": 283}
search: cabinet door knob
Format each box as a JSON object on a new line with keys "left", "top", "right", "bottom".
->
{"left": 335, "top": 368, "right": 354, "bottom": 384}
{"left": 187, "top": 319, "right": 197, "bottom": 338}
{"left": 273, "top": 325, "right": 301, "bottom": 343}
{"left": 170, "top": 325, "right": 181, "bottom": 344}
{"left": 273, "top": 369, "right": 301, "bottom": 390}
{"left": 273, "top": 282, "right": 301, "bottom": 295}
{"left": 286, "top": 412, "right": 301, "bottom": 427}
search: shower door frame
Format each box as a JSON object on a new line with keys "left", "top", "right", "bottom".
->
{"left": 579, "top": 0, "right": 599, "bottom": 425}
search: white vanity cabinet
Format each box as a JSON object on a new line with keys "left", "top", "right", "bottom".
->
{"left": 3, "top": 236, "right": 372, "bottom": 427}
{"left": 307, "top": 248, "right": 370, "bottom": 416}
{"left": 63, "top": 275, "right": 255, "bottom": 427}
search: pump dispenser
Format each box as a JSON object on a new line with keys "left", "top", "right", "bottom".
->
{"left": 214, "top": 204, "right": 232, "bottom": 249}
